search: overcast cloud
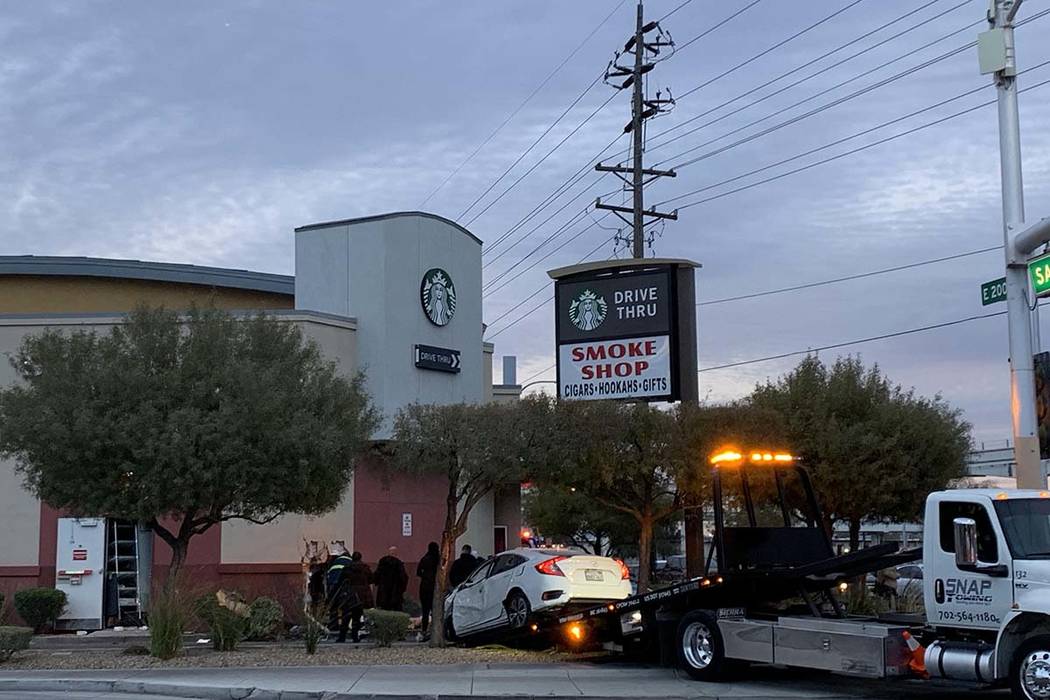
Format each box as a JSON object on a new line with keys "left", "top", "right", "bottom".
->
{"left": 2, "top": 1, "right": 1049, "bottom": 446}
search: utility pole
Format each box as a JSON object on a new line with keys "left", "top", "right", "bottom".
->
{"left": 595, "top": 1, "right": 677, "bottom": 259}
{"left": 984, "top": 0, "right": 1050, "bottom": 488}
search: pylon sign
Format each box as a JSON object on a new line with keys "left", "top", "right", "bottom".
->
{"left": 548, "top": 259, "right": 699, "bottom": 402}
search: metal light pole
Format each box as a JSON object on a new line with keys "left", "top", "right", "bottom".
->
{"left": 987, "top": 0, "right": 1043, "bottom": 488}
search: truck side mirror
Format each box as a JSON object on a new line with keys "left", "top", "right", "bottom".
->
{"left": 954, "top": 517, "right": 978, "bottom": 568}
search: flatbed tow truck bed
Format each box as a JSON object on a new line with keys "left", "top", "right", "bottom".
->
{"left": 556, "top": 543, "right": 922, "bottom": 630}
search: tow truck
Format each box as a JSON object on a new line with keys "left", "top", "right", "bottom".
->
{"left": 548, "top": 449, "right": 1050, "bottom": 699}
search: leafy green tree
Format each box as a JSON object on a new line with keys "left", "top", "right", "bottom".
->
{"left": 749, "top": 355, "right": 970, "bottom": 549}
{"left": 0, "top": 305, "right": 378, "bottom": 582}
{"left": 547, "top": 400, "right": 679, "bottom": 593}
{"left": 390, "top": 397, "right": 553, "bottom": 646}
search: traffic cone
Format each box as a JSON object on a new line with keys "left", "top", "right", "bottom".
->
{"left": 902, "top": 630, "right": 927, "bottom": 678}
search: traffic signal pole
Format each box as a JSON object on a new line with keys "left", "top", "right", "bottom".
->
{"left": 989, "top": 0, "right": 1050, "bottom": 488}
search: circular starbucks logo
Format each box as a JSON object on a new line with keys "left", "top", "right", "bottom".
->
{"left": 569, "top": 289, "right": 607, "bottom": 331}
{"left": 421, "top": 268, "right": 456, "bottom": 326}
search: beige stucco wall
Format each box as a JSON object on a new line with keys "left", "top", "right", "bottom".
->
{"left": 0, "top": 276, "right": 292, "bottom": 314}
{"left": 457, "top": 491, "right": 495, "bottom": 559}
{"left": 482, "top": 342, "right": 494, "bottom": 404}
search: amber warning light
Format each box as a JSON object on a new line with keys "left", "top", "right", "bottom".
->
{"left": 710, "top": 449, "right": 795, "bottom": 467}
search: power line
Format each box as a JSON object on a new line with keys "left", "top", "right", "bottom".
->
{"left": 676, "top": 0, "right": 865, "bottom": 100}
{"left": 649, "top": 2, "right": 978, "bottom": 158}
{"left": 419, "top": 0, "right": 627, "bottom": 207}
{"left": 484, "top": 222, "right": 614, "bottom": 297}
{"left": 699, "top": 311, "right": 1006, "bottom": 372}
{"left": 458, "top": 72, "right": 605, "bottom": 221}
{"left": 675, "top": 0, "right": 765, "bottom": 52}
{"left": 518, "top": 310, "right": 1007, "bottom": 385}
{"left": 699, "top": 246, "right": 1002, "bottom": 306}
{"left": 659, "top": 73, "right": 1050, "bottom": 211}
{"left": 659, "top": 0, "right": 694, "bottom": 22}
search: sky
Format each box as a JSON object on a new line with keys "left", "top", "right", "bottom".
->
{"left": 2, "top": 0, "right": 1049, "bottom": 446}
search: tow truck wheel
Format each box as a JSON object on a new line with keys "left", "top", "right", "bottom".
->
{"left": 505, "top": 591, "right": 531, "bottom": 629}
{"left": 675, "top": 610, "right": 728, "bottom": 681}
{"left": 1012, "top": 635, "right": 1050, "bottom": 700}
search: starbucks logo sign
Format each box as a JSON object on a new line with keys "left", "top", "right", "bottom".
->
{"left": 420, "top": 268, "right": 456, "bottom": 326}
{"left": 568, "top": 289, "right": 607, "bottom": 331}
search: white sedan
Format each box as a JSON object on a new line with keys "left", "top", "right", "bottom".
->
{"left": 445, "top": 548, "right": 631, "bottom": 639}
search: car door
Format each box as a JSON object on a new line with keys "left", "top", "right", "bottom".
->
{"left": 452, "top": 560, "right": 493, "bottom": 633}
{"left": 482, "top": 554, "right": 526, "bottom": 625}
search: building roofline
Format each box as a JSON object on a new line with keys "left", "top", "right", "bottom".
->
{"left": 294, "top": 211, "right": 482, "bottom": 246}
{"left": 0, "top": 256, "right": 294, "bottom": 295}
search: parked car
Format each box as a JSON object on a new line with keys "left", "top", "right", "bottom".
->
{"left": 444, "top": 548, "right": 631, "bottom": 640}
{"left": 865, "top": 562, "right": 923, "bottom": 596}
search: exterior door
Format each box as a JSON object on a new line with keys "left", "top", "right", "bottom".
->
{"left": 926, "top": 498, "right": 1012, "bottom": 631}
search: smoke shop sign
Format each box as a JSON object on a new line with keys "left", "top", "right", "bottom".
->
{"left": 553, "top": 264, "right": 685, "bottom": 402}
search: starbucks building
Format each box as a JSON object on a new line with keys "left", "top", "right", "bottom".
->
{"left": 0, "top": 211, "right": 522, "bottom": 624}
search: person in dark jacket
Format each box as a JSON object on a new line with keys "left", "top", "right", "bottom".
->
{"left": 374, "top": 546, "right": 409, "bottom": 611}
{"left": 343, "top": 551, "right": 374, "bottom": 642}
{"left": 448, "top": 544, "right": 479, "bottom": 588}
{"left": 325, "top": 550, "right": 355, "bottom": 641}
{"left": 416, "top": 542, "right": 440, "bottom": 638}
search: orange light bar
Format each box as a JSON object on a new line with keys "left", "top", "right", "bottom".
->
{"left": 1041, "top": 491, "right": 1050, "bottom": 498}
{"left": 710, "top": 450, "right": 743, "bottom": 465}
{"left": 995, "top": 492, "right": 1009, "bottom": 500}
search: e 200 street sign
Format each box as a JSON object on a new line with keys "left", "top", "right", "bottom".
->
{"left": 981, "top": 277, "right": 1006, "bottom": 306}
{"left": 1031, "top": 253, "right": 1050, "bottom": 298}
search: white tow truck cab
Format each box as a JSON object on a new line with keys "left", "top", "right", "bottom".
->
{"left": 557, "top": 455, "right": 1050, "bottom": 699}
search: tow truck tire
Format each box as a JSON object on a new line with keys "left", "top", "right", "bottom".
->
{"left": 675, "top": 610, "right": 728, "bottom": 682}
{"left": 1011, "top": 635, "right": 1050, "bottom": 700}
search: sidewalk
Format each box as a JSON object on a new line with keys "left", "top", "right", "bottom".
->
{"left": 0, "top": 662, "right": 1002, "bottom": 699}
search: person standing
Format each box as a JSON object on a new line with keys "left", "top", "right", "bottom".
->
{"left": 449, "top": 544, "right": 479, "bottom": 588}
{"left": 343, "top": 551, "right": 374, "bottom": 642}
{"left": 374, "top": 546, "right": 409, "bottom": 611}
{"left": 325, "top": 549, "right": 356, "bottom": 641}
{"left": 416, "top": 542, "right": 440, "bottom": 638}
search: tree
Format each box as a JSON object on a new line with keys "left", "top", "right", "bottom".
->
{"left": 749, "top": 355, "right": 970, "bottom": 550}
{"left": 390, "top": 397, "right": 553, "bottom": 646}
{"left": 0, "top": 305, "right": 379, "bottom": 582}
{"left": 548, "top": 400, "right": 680, "bottom": 594}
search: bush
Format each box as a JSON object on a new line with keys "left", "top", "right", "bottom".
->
{"left": 196, "top": 593, "right": 248, "bottom": 651}
{"left": 0, "top": 593, "right": 6, "bottom": 624}
{"left": 0, "top": 626, "right": 32, "bottom": 662}
{"left": 13, "top": 588, "right": 66, "bottom": 632}
{"left": 149, "top": 585, "right": 193, "bottom": 660}
{"left": 302, "top": 605, "right": 326, "bottom": 655}
{"left": 366, "top": 609, "right": 410, "bottom": 647}
{"left": 246, "top": 597, "right": 283, "bottom": 641}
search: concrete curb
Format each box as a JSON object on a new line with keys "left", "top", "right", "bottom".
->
{"left": 0, "top": 678, "right": 884, "bottom": 700}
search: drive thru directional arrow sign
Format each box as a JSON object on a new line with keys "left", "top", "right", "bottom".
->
{"left": 414, "top": 344, "right": 461, "bottom": 373}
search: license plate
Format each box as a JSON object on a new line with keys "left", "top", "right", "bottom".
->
{"left": 584, "top": 569, "right": 604, "bottom": 582}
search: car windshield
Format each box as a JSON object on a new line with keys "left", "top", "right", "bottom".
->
{"left": 994, "top": 498, "right": 1050, "bottom": 558}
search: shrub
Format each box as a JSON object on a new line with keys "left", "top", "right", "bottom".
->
{"left": 366, "top": 609, "right": 410, "bottom": 647}
{"left": 0, "top": 626, "right": 32, "bottom": 662}
{"left": 196, "top": 593, "right": 248, "bottom": 651}
{"left": 247, "top": 597, "right": 283, "bottom": 641}
{"left": 13, "top": 588, "right": 66, "bottom": 632}
{"left": 0, "top": 593, "right": 6, "bottom": 623}
{"left": 302, "top": 605, "right": 327, "bottom": 655}
{"left": 149, "top": 585, "right": 193, "bottom": 660}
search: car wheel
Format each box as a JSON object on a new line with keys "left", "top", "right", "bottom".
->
{"left": 1011, "top": 635, "right": 1050, "bottom": 699}
{"left": 675, "top": 610, "right": 728, "bottom": 682}
{"left": 505, "top": 591, "right": 531, "bottom": 630}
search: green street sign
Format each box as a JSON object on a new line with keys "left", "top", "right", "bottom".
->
{"left": 1031, "top": 253, "right": 1050, "bottom": 298}
{"left": 981, "top": 277, "right": 1007, "bottom": 306}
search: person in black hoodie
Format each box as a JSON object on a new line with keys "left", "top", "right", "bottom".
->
{"left": 416, "top": 542, "right": 440, "bottom": 638}
{"left": 448, "top": 544, "right": 479, "bottom": 588}
{"left": 374, "top": 546, "right": 409, "bottom": 611}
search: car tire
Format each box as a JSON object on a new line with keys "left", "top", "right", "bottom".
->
{"left": 675, "top": 610, "right": 729, "bottom": 682}
{"left": 1011, "top": 634, "right": 1050, "bottom": 699}
{"left": 505, "top": 591, "right": 531, "bottom": 630}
